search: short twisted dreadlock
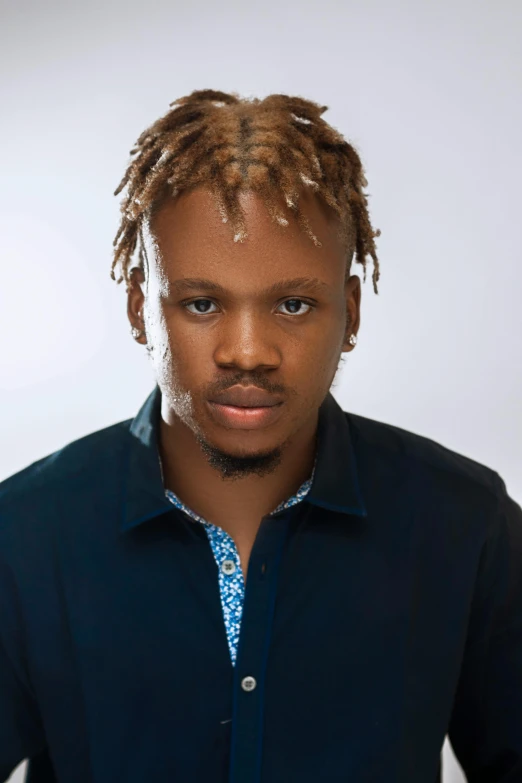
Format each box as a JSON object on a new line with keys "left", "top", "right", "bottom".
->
{"left": 112, "top": 89, "right": 381, "bottom": 294}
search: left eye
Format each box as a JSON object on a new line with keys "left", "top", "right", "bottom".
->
{"left": 277, "top": 299, "right": 313, "bottom": 315}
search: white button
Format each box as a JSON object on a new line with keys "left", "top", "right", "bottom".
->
{"left": 221, "top": 559, "right": 236, "bottom": 575}
{"left": 241, "top": 676, "right": 257, "bottom": 692}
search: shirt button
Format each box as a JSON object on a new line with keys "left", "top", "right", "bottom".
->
{"left": 241, "top": 676, "right": 257, "bottom": 692}
{"left": 221, "top": 559, "right": 236, "bottom": 575}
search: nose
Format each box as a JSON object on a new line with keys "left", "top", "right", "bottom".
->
{"left": 213, "top": 311, "right": 281, "bottom": 371}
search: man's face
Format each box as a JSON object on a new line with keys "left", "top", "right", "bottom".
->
{"left": 128, "top": 185, "right": 360, "bottom": 474}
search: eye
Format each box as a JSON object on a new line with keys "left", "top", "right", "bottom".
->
{"left": 181, "top": 297, "right": 315, "bottom": 317}
{"left": 183, "top": 298, "right": 219, "bottom": 315}
{"left": 277, "top": 298, "right": 314, "bottom": 316}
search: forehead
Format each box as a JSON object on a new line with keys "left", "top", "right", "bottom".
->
{"left": 141, "top": 186, "right": 351, "bottom": 288}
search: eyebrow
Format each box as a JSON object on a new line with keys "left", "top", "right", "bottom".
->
{"left": 170, "top": 277, "right": 330, "bottom": 296}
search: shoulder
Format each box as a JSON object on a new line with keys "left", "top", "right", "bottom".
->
{"left": 346, "top": 410, "right": 501, "bottom": 496}
{"left": 0, "top": 417, "right": 133, "bottom": 526}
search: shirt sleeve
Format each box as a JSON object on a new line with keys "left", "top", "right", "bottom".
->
{"left": 0, "top": 553, "right": 47, "bottom": 782}
{"left": 448, "top": 472, "right": 522, "bottom": 781}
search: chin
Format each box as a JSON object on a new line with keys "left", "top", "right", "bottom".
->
{"left": 204, "top": 427, "right": 282, "bottom": 455}
{"left": 194, "top": 426, "right": 284, "bottom": 479}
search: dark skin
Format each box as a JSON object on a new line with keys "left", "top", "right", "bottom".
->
{"left": 127, "top": 186, "right": 361, "bottom": 578}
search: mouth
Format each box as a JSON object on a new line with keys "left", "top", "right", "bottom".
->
{"left": 206, "top": 401, "right": 284, "bottom": 430}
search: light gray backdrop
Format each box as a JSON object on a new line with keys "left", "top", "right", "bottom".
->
{"left": 1, "top": 0, "right": 521, "bottom": 781}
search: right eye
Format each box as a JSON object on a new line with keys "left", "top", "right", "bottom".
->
{"left": 182, "top": 299, "right": 219, "bottom": 315}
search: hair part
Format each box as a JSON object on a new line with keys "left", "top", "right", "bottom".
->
{"left": 111, "top": 89, "right": 381, "bottom": 294}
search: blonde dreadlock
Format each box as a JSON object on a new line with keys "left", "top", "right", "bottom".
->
{"left": 112, "top": 89, "right": 381, "bottom": 294}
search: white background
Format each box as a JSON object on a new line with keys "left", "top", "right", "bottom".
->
{"left": 1, "top": 0, "right": 521, "bottom": 780}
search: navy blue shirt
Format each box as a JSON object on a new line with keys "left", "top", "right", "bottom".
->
{"left": 1, "top": 386, "right": 521, "bottom": 783}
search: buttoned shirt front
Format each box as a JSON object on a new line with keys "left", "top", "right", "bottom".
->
{"left": 165, "top": 465, "right": 315, "bottom": 667}
{"left": 0, "top": 386, "right": 521, "bottom": 783}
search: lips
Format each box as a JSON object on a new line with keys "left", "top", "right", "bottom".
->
{"left": 209, "top": 386, "right": 283, "bottom": 408}
{"left": 206, "top": 400, "right": 284, "bottom": 430}
{"left": 207, "top": 385, "right": 285, "bottom": 430}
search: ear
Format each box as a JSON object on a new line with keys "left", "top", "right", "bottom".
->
{"left": 341, "top": 275, "right": 361, "bottom": 352}
{"left": 127, "top": 266, "right": 147, "bottom": 344}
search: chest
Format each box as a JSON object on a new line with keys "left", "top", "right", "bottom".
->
{"left": 25, "top": 513, "right": 468, "bottom": 783}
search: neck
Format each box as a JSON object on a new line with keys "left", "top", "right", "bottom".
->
{"left": 158, "top": 410, "right": 318, "bottom": 532}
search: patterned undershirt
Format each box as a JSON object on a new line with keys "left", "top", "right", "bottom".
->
{"left": 165, "top": 465, "right": 315, "bottom": 666}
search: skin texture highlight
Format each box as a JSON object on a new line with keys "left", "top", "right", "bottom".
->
{"left": 127, "top": 186, "right": 360, "bottom": 556}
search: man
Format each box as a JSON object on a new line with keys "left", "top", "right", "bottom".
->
{"left": 0, "top": 89, "right": 521, "bottom": 783}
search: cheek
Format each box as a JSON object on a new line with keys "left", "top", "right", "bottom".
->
{"left": 295, "top": 322, "right": 345, "bottom": 394}
{"left": 144, "top": 305, "right": 204, "bottom": 387}
{"left": 295, "top": 321, "right": 344, "bottom": 370}
{"left": 143, "top": 303, "right": 173, "bottom": 381}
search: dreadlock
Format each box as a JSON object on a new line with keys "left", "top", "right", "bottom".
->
{"left": 112, "top": 89, "right": 381, "bottom": 294}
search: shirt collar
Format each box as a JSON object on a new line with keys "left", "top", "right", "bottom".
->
{"left": 121, "top": 385, "right": 367, "bottom": 533}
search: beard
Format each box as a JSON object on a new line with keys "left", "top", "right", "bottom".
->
{"left": 194, "top": 430, "right": 283, "bottom": 480}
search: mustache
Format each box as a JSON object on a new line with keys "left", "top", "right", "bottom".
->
{"left": 208, "top": 376, "right": 286, "bottom": 396}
